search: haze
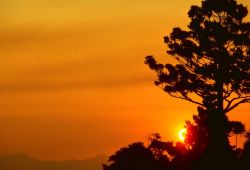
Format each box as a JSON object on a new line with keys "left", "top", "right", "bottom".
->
{"left": 0, "top": 0, "right": 250, "bottom": 160}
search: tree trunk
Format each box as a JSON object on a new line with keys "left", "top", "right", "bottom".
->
{"left": 207, "top": 62, "right": 231, "bottom": 159}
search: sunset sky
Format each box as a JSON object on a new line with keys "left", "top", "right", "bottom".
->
{"left": 1, "top": 0, "right": 250, "bottom": 161}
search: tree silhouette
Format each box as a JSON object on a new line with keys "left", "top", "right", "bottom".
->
{"left": 103, "top": 142, "right": 158, "bottom": 170}
{"left": 145, "top": 0, "right": 250, "bottom": 158}
{"left": 103, "top": 140, "right": 172, "bottom": 170}
{"left": 102, "top": 110, "right": 250, "bottom": 170}
{"left": 184, "top": 107, "right": 209, "bottom": 153}
{"left": 184, "top": 107, "right": 245, "bottom": 151}
{"left": 227, "top": 120, "right": 245, "bottom": 149}
{"left": 148, "top": 133, "right": 188, "bottom": 164}
{"left": 103, "top": 134, "right": 193, "bottom": 170}
{"left": 104, "top": 1, "right": 250, "bottom": 169}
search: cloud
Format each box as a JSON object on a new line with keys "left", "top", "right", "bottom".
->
{"left": 0, "top": 76, "right": 152, "bottom": 93}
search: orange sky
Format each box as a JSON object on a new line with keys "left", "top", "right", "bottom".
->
{"left": 1, "top": 0, "right": 250, "bottom": 161}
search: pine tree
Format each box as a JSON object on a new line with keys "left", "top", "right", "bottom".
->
{"left": 145, "top": 0, "right": 250, "bottom": 160}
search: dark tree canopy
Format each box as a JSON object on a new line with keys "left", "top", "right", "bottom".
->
{"left": 184, "top": 107, "right": 245, "bottom": 151}
{"left": 145, "top": 0, "right": 250, "bottom": 160}
{"left": 103, "top": 113, "right": 250, "bottom": 170}
{"left": 103, "top": 140, "right": 174, "bottom": 170}
{"left": 145, "top": 0, "right": 250, "bottom": 114}
{"left": 103, "top": 142, "right": 158, "bottom": 170}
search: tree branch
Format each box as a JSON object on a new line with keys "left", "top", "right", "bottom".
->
{"left": 224, "top": 97, "right": 250, "bottom": 113}
{"left": 167, "top": 92, "right": 204, "bottom": 106}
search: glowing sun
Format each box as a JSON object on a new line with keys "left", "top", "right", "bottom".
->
{"left": 178, "top": 128, "right": 187, "bottom": 142}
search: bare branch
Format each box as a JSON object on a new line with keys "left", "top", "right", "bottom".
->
{"left": 224, "top": 97, "right": 250, "bottom": 113}
{"left": 168, "top": 92, "right": 204, "bottom": 106}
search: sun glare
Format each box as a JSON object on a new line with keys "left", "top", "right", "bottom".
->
{"left": 178, "top": 128, "right": 187, "bottom": 142}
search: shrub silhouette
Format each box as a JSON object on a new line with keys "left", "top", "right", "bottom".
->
{"left": 102, "top": 142, "right": 169, "bottom": 170}
{"left": 103, "top": 134, "right": 190, "bottom": 170}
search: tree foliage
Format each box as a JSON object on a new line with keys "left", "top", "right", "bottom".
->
{"left": 145, "top": 0, "right": 250, "bottom": 114}
{"left": 103, "top": 112, "right": 250, "bottom": 170}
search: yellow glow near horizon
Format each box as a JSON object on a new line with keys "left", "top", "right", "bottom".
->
{"left": 178, "top": 128, "right": 187, "bottom": 142}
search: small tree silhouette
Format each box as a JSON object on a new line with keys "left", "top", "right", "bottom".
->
{"left": 227, "top": 120, "right": 245, "bottom": 149}
{"left": 145, "top": 0, "right": 250, "bottom": 158}
{"left": 184, "top": 107, "right": 209, "bottom": 153}
{"left": 103, "top": 142, "right": 158, "bottom": 170}
{"left": 103, "top": 139, "right": 174, "bottom": 170}
{"left": 103, "top": 134, "right": 191, "bottom": 170}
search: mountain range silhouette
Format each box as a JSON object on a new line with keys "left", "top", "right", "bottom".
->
{"left": 0, "top": 153, "right": 107, "bottom": 170}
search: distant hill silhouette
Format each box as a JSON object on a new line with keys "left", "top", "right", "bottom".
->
{"left": 0, "top": 153, "right": 107, "bottom": 170}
